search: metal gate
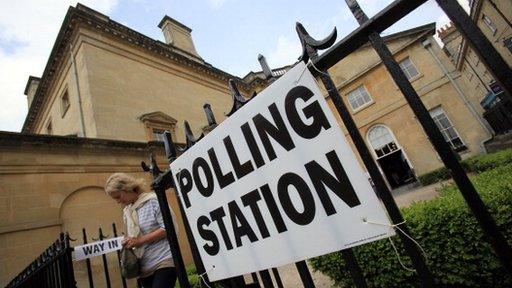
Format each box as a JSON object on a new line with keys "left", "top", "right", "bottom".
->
{"left": 143, "top": 0, "right": 511, "bottom": 287}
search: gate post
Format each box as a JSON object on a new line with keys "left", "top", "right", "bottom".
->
{"left": 141, "top": 153, "right": 191, "bottom": 288}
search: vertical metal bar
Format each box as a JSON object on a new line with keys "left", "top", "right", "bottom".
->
{"left": 112, "top": 223, "right": 127, "bottom": 288}
{"left": 318, "top": 1, "right": 437, "bottom": 284}
{"left": 82, "top": 228, "right": 95, "bottom": 288}
{"left": 271, "top": 268, "right": 284, "bottom": 288}
{"left": 259, "top": 270, "right": 274, "bottom": 288}
{"left": 251, "top": 272, "right": 260, "bottom": 285}
{"left": 435, "top": 0, "right": 512, "bottom": 100}
{"left": 295, "top": 261, "right": 315, "bottom": 288}
{"left": 46, "top": 251, "right": 55, "bottom": 288}
{"left": 367, "top": 28, "right": 512, "bottom": 274}
{"left": 152, "top": 182, "right": 191, "bottom": 287}
{"left": 226, "top": 276, "right": 247, "bottom": 287}
{"left": 55, "top": 241, "right": 65, "bottom": 288}
{"left": 56, "top": 255, "right": 62, "bottom": 288}
{"left": 159, "top": 133, "right": 214, "bottom": 287}
{"left": 98, "top": 228, "right": 112, "bottom": 288}
{"left": 59, "top": 234, "right": 70, "bottom": 288}
{"left": 171, "top": 183, "right": 212, "bottom": 286}
{"left": 65, "top": 233, "right": 77, "bottom": 287}
{"left": 340, "top": 250, "right": 367, "bottom": 288}
{"left": 143, "top": 154, "right": 191, "bottom": 288}
{"left": 316, "top": 65, "right": 436, "bottom": 286}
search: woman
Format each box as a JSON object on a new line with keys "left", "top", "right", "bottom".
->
{"left": 105, "top": 173, "right": 177, "bottom": 288}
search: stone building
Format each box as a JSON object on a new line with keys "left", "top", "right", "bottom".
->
{"left": 438, "top": 23, "right": 498, "bottom": 129}
{"left": 466, "top": 0, "right": 511, "bottom": 67}
{"left": 326, "top": 22, "right": 491, "bottom": 188}
{"left": 0, "top": 3, "right": 493, "bottom": 286}
{"left": 437, "top": 0, "right": 511, "bottom": 136}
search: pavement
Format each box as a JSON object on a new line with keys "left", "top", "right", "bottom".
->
{"left": 392, "top": 180, "right": 451, "bottom": 207}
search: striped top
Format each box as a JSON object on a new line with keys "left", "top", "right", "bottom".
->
{"left": 135, "top": 198, "right": 173, "bottom": 274}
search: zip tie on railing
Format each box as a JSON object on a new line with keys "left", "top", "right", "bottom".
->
{"left": 308, "top": 59, "right": 331, "bottom": 78}
{"left": 294, "top": 61, "right": 309, "bottom": 86}
{"left": 363, "top": 219, "right": 427, "bottom": 272}
{"left": 197, "top": 265, "right": 215, "bottom": 288}
{"left": 294, "top": 60, "right": 337, "bottom": 93}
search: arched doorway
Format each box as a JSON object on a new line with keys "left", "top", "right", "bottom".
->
{"left": 367, "top": 125, "right": 416, "bottom": 188}
{"left": 60, "top": 186, "right": 133, "bottom": 288}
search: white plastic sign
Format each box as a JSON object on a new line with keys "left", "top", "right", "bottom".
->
{"left": 171, "top": 62, "right": 393, "bottom": 281}
{"left": 74, "top": 237, "right": 123, "bottom": 261}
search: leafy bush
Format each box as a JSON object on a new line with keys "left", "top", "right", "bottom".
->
{"left": 417, "top": 167, "right": 450, "bottom": 186}
{"left": 310, "top": 164, "right": 512, "bottom": 287}
{"left": 463, "top": 149, "right": 512, "bottom": 173}
{"left": 418, "top": 149, "right": 512, "bottom": 185}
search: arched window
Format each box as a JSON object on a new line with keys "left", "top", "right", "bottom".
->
{"left": 367, "top": 125, "right": 399, "bottom": 158}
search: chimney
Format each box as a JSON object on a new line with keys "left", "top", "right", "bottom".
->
{"left": 24, "top": 76, "right": 41, "bottom": 108}
{"left": 158, "top": 15, "right": 201, "bottom": 59}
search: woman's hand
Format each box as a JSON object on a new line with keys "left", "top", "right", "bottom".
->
{"left": 122, "top": 236, "right": 142, "bottom": 249}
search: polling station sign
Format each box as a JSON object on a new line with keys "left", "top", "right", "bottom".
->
{"left": 74, "top": 237, "right": 123, "bottom": 261}
{"left": 171, "top": 61, "right": 393, "bottom": 281}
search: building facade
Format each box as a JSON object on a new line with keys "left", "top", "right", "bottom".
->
{"left": 0, "top": 3, "right": 495, "bottom": 286}
{"left": 468, "top": 0, "right": 512, "bottom": 67}
{"left": 326, "top": 23, "right": 491, "bottom": 187}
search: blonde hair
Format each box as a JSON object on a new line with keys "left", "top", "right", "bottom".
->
{"left": 105, "top": 173, "right": 145, "bottom": 196}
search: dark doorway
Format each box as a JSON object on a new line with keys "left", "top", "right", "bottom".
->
{"left": 377, "top": 150, "right": 416, "bottom": 189}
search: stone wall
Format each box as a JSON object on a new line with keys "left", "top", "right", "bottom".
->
{"left": 0, "top": 132, "right": 193, "bottom": 286}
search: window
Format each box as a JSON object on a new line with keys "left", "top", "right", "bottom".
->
{"left": 482, "top": 14, "right": 497, "bottom": 35}
{"left": 46, "top": 120, "right": 53, "bottom": 135}
{"left": 139, "top": 111, "right": 177, "bottom": 142}
{"left": 347, "top": 85, "right": 372, "bottom": 111}
{"left": 429, "top": 107, "right": 466, "bottom": 151}
{"left": 367, "top": 125, "right": 399, "bottom": 158}
{"left": 60, "top": 90, "right": 70, "bottom": 117}
{"left": 504, "top": 37, "right": 512, "bottom": 53}
{"left": 399, "top": 57, "right": 419, "bottom": 80}
{"left": 152, "top": 129, "right": 167, "bottom": 142}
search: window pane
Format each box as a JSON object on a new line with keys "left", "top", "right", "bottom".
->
{"left": 445, "top": 127, "right": 458, "bottom": 140}
{"left": 437, "top": 117, "right": 451, "bottom": 129}
{"left": 451, "top": 137, "right": 464, "bottom": 148}
{"left": 429, "top": 106, "right": 465, "bottom": 150}
{"left": 399, "top": 57, "right": 419, "bottom": 80}
{"left": 347, "top": 85, "right": 372, "bottom": 110}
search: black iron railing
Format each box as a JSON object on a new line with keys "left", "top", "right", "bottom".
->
{"left": 5, "top": 233, "right": 76, "bottom": 288}
{"left": 145, "top": 0, "right": 512, "bottom": 287}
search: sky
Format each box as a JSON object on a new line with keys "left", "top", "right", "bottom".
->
{"left": 0, "top": 0, "right": 468, "bottom": 132}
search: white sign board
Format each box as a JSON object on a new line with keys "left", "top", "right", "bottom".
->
{"left": 171, "top": 62, "right": 393, "bottom": 281}
{"left": 74, "top": 237, "right": 123, "bottom": 261}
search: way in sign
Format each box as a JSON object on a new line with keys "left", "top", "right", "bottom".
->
{"left": 74, "top": 236, "right": 124, "bottom": 261}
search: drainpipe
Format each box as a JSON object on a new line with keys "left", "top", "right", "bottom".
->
{"left": 69, "top": 43, "right": 87, "bottom": 137}
{"left": 422, "top": 38, "right": 493, "bottom": 152}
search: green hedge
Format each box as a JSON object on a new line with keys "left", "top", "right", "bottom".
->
{"left": 418, "top": 149, "right": 512, "bottom": 185}
{"left": 463, "top": 148, "right": 512, "bottom": 172}
{"left": 310, "top": 164, "right": 512, "bottom": 287}
{"left": 417, "top": 167, "right": 450, "bottom": 186}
